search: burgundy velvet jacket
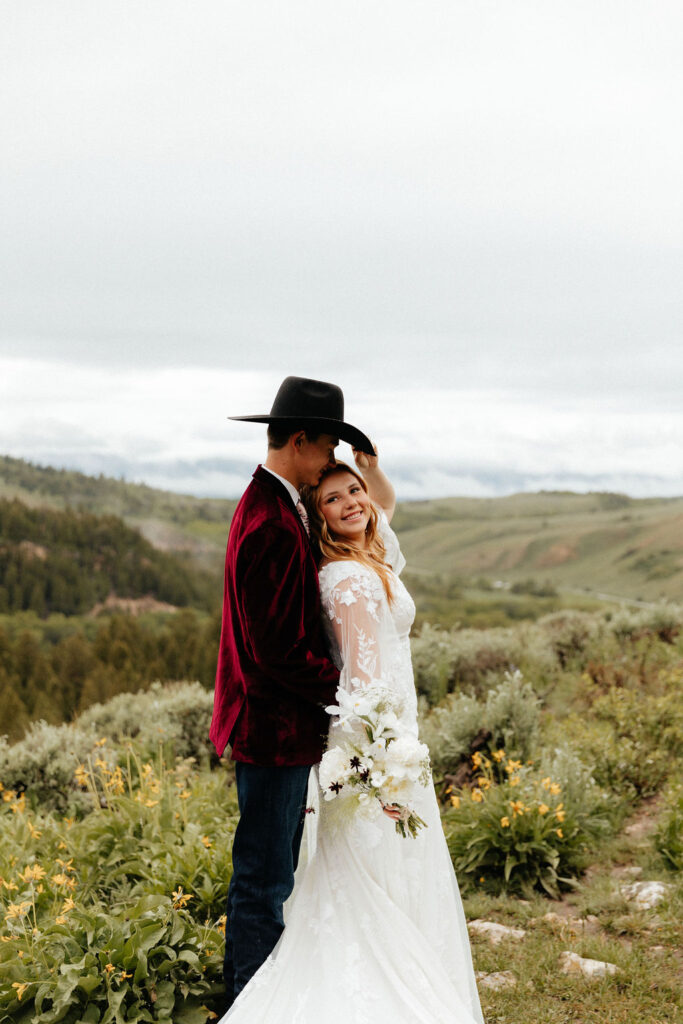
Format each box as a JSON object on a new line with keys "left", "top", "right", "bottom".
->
{"left": 209, "top": 466, "right": 340, "bottom": 765}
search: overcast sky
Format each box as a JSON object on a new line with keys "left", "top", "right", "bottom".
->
{"left": 2, "top": 1, "right": 682, "bottom": 499}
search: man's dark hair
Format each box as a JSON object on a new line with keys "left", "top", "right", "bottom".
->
{"left": 267, "top": 425, "right": 322, "bottom": 450}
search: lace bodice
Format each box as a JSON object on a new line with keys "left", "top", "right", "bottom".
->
{"left": 318, "top": 512, "right": 417, "bottom": 728}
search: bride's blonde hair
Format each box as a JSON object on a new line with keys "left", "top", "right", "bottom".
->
{"left": 302, "top": 462, "right": 394, "bottom": 604}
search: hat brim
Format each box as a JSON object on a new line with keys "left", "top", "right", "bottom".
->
{"left": 229, "top": 415, "right": 375, "bottom": 455}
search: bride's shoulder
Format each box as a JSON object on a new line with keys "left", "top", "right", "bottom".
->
{"left": 318, "top": 558, "right": 383, "bottom": 597}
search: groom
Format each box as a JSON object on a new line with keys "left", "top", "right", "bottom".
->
{"left": 210, "top": 376, "right": 374, "bottom": 1009}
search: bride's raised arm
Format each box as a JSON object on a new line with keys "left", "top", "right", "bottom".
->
{"left": 352, "top": 445, "right": 396, "bottom": 523}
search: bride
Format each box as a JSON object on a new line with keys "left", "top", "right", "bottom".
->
{"left": 222, "top": 449, "right": 485, "bottom": 1024}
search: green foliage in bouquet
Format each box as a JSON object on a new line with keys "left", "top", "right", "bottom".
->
{"left": 0, "top": 752, "right": 235, "bottom": 1022}
{"left": 442, "top": 750, "right": 611, "bottom": 898}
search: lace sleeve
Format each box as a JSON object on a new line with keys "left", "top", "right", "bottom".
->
{"left": 322, "top": 566, "right": 389, "bottom": 693}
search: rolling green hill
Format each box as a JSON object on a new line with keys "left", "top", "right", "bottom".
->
{"left": 3, "top": 455, "right": 683, "bottom": 603}
{"left": 393, "top": 491, "right": 683, "bottom": 603}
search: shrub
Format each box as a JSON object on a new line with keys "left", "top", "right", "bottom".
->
{"left": 420, "top": 670, "right": 541, "bottom": 776}
{"left": 536, "top": 609, "right": 602, "bottom": 668}
{"left": 0, "top": 682, "right": 217, "bottom": 815}
{"left": 411, "top": 623, "right": 556, "bottom": 703}
{"left": 442, "top": 750, "right": 612, "bottom": 897}
{"left": 575, "top": 686, "right": 683, "bottom": 799}
{"left": 0, "top": 752, "right": 235, "bottom": 1021}
{"left": 654, "top": 777, "right": 683, "bottom": 871}
{"left": 77, "top": 680, "right": 215, "bottom": 764}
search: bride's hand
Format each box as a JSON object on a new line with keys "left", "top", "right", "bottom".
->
{"left": 352, "top": 443, "right": 378, "bottom": 472}
{"left": 381, "top": 802, "right": 402, "bottom": 822}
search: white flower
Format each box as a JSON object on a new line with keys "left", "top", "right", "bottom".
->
{"left": 319, "top": 747, "right": 352, "bottom": 792}
{"left": 338, "top": 589, "right": 356, "bottom": 606}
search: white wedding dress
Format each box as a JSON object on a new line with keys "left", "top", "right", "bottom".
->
{"left": 222, "top": 514, "right": 485, "bottom": 1024}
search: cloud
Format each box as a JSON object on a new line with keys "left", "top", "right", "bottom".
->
{"left": 3, "top": 357, "right": 682, "bottom": 499}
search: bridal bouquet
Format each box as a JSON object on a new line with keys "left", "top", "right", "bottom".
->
{"left": 319, "top": 683, "right": 431, "bottom": 838}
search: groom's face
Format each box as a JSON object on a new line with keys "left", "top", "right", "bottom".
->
{"left": 294, "top": 433, "right": 338, "bottom": 488}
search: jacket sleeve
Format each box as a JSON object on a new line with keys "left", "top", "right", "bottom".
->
{"left": 238, "top": 522, "right": 339, "bottom": 705}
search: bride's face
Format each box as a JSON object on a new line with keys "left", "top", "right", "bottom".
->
{"left": 318, "top": 471, "right": 371, "bottom": 548}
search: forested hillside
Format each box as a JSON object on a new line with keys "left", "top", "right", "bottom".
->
{"left": 0, "top": 498, "right": 220, "bottom": 616}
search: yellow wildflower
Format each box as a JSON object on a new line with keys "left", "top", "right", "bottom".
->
{"left": 57, "top": 841, "right": 68, "bottom": 851}
{"left": 11, "top": 794, "right": 25, "bottom": 814}
{"left": 449, "top": 795, "right": 461, "bottom": 809}
{"left": 179, "top": 790, "right": 192, "bottom": 800}
{"left": 52, "top": 873, "right": 69, "bottom": 887}
{"left": 2, "top": 790, "right": 16, "bottom": 802}
{"left": 471, "top": 751, "right": 483, "bottom": 767}
{"left": 216, "top": 915, "right": 227, "bottom": 935}
{"left": 509, "top": 800, "right": 525, "bottom": 817}
{"left": 20, "top": 864, "right": 46, "bottom": 883}
{"left": 492, "top": 749, "right": 506, "bottom": 762}
{"left": 479, "top": 876, "right": 485, "bottom": 883}
{"left": 505, "top": 759, "right": 523, "bottom": 774}
{"left": 555, "top": 828, "right": 563, "bottom": 838}
{"left": 119, "top": 971, "right": 133, "bottom": 981}
{"left": 201, "top": 836, "right": 212, "bottom": 849}
{"left": 104, "top": 963, "right": 115, "bottom": 974}
{"left": 144, "top": 799, "right": 159, "bottom": 808}
{"left": 444, "top": 785, "right": 453, "bottom": 795}
{"left": 94, "top": 757, "right": 110, "bottom": 773}
{"left": 549, "top": 782, "right": 562, "bottom": 796}
{"left": 509, "top": 775, "right": 520, "bottom": 787}
{"left": 471, "top": 788, "right": 484, "bottom": 803}
{"left": 541, "top": 777, "right": 551, "bottom": 789}
{"left": 555, "top": 809, "right": 566, "bottom": 823}
{"left": 55, "top": 915, "right": 68, "bottom": 925}
{"left": 74, "top": 765, "right": 89, "bottom": 788}
{"left": 1, "top": 877, "right": 18, "bottom": 891}
{"left": 6, "top": 901, "right": 31, "bottom": 920}
{"left": 172, "top": 888, "right": 194, "bottom": 909}
{"left": 476, "top": 776, "right": 492, "bottom": 791}
{"left": 61, "top": 897, "right": 76, "bottom": 913}
{"left": 63, "top": 817, "right": 75, "bottom": 829}
{"left": 12, "top": 982, "right": 28, "bottom": 1001}
{"left": 94, "top": 737, "right": 107, "bottom": 747}
{"left": 500, "top": 816, "right": 510, "bottom": 828}
{"left": 538, "top": 803, "right": 550, "bottom": 815}
{"left": 56, "top": 858, "right": 75, "bottom": 873}
{"left": 27, "top": 822, "right": 42, "bottom": 839}
{"left": 202, "top": 1009, "right": 219, "bottom": 1020}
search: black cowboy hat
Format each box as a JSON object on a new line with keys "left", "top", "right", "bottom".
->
{"left": 230, "top": 375, "right": 375, "bottom": 455}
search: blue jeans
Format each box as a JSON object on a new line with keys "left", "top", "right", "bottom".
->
{"left": 223, "top": 762, "right": 311, "bottom": 1009}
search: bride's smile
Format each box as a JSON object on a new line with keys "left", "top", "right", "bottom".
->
{"left": 319, "top": 470, "right": 372, "bottom": 547}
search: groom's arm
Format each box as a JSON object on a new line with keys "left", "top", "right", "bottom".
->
{"left": 237, "top": 522, "right": 339, "bottom": 706}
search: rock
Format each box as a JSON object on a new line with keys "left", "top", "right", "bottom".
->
{"left": 620, "top": 880, "right": 671, "bottom": 910}
{"left": 468, "top": 920, "right": 526, "bottom": 945}
{"left": 476, "top": 970, "right": 518, "bottom": 991}
{"left": 559, "top": 951, "right": 620, "bottom": 980}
